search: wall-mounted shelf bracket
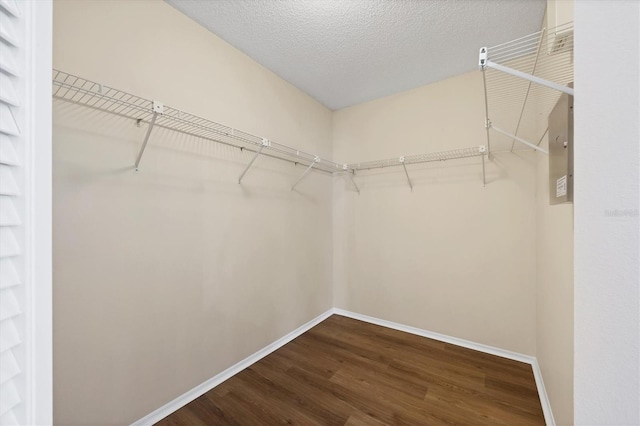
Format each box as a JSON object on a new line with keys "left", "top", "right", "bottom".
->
{"left": 348, "top": 173, "right": 360, "bottom": 194}
{"left": 479, "top": 47, "right": 574, "bottom": 96}
{"left": 238, "top": 138, "right": 270, "bottom": 184}
{"left": 291, "top": 156, "right": 320, "bottom": 191}
{"left": 479, "top": 145, "right": 487, "bottom": 186}
{"left": 489, "top": 123, "right": 549, "bottom": 154}
{"left": 343, "top": 165, "right": 360, "bottom": 194}
{"left": 134, "top": 101, "right": 164, "bottom": 171}
{"left": 479, "top": 47, "right": 488, "bottom": 68}
{"left": 399, "top": 157, "right": 413, "bottom": 191}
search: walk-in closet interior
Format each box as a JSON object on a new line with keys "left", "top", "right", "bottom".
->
{"left": 7, "top": 0, "right": 630, "bottom": 425}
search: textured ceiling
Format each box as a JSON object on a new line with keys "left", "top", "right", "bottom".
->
{"left": 166, "top": 0, "right": 545, "bottom": 110}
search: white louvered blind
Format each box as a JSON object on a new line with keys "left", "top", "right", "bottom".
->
{"left": 0, "top": 0, "right": 27, "bottom": 424}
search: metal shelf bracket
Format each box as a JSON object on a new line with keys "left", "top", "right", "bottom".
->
{"left": 135, "top": 101, "right": 164, "bottom": 171}
{"left": 479, "top": 47, "right": 488, "bottom": 68}
{"left": 238, "top": 138, "right": 270, "bottom": 184}
{"left": 489, "top": 124, "right": 549, "bottom": 154}
{"left": 343, "top": 164, "right": 360, "bottom": 194}
{"left": 486, "top": 59, "right": 574, "bottom": 96}
{"left": 291, "top": 156, "right": 320, "bottom": 191}
{"left": 399, "top": 156, "right": 413, "bottom": 191}
{"left": 348, "top": 173, "right": 360, "bottom": 194}
{"left": 479, "top": 46, "right": 574, "bottom": 96}
{"left": 479, "top": 145, "right": 487, "bottom": 186}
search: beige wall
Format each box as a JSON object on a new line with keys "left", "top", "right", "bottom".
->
{"left": 54, "top": 2, "right": 576, "bottom": 425}
{"left": 53, "top": 1, "right": 333, "bottom": 425}
{"left": 332, "top": 71, "right": 538, "bottom": 355}
{"left": 536, "top": 135, "right": 574, "bottom": 425}
{"left": 535, "top": 4, "right": 574, "bottom": 424}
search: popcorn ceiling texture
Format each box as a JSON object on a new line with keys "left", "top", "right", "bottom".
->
{"left": 166, "top": 0, "right": 545, "bottom": 110}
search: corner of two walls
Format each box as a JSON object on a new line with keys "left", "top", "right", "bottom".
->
{"left": 534, "top": 131, "right": 574, "bottom": 426}
{"left": 331, "top": 4, "right": 574, "bottom": 421}
{"left": 330, "top": 66, "right": 574, "bottom": 424}
{"left": 533, "top": 2, "right": 574, "bottom": 424}
{"left": 330, "top": 71, "right": 538, "bottom": 356}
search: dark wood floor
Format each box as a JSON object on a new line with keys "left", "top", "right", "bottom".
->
{"left": 157, "top": 315, "right": 545, "bottom": 425}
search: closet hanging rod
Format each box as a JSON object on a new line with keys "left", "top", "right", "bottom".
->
{"left": 52, "top": 69, "right": 341, "bottom": 174}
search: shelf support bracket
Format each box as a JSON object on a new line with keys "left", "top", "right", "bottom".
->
{"left": 349, "top": 173, "right": 360, "bottom": 194}
{"left": 238, "top": 138, "right": 270, "bottom": 184}
{"left": 479, "top": 145, "right": 487, "bottom": 187}
{"left": 400, "top": 157, "right": 413, "bottom": 191}
{"left": 483, "top": 59, "right": 574, "bottom": 96}
{"left": 480, "top": 47, "right": 492, "bottom": 158}
{"left": 291, "top": 156, "right": 320, "bottom": 191}
{"left": 510, "top": 29, "right": 546, "bottom": 152}
{"left": 135, "top": 101, "right": 164, "bottom": 171}
{"left": 343, "top": 165, "right": 360, "bottom": 194}
{"left": 489, "top": 124, "right": 549, "bottom": 154}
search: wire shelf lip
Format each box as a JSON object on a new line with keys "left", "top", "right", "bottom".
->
{"left": 486, "top": 25, "right": 574, "bottom": 68}
{"left": 488, "top": 22, "right": 573, "bottom": 52}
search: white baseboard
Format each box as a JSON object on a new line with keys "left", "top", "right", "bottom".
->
{"left": 333, "top": 309, "right": 535, "bottom": 364}
{"left": 531, "top": 358, "right": 556, "bottom": 426}
{"left": 130, "top": 309, "right": 334, "bottom": 426}
{"left": 132, "top": 307, "right": 555, "bottom": 426}
{"left": 334, "top": 308, "right": 555, "bottom": 426}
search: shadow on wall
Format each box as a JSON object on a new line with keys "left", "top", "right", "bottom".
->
{"left": 338, "top": 150, "right": 537, "bottom": 193}
{"left": 53, "top": 100, "right": 332, "bottom": 201}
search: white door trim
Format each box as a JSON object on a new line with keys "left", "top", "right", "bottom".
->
{"left": 25, "top": 1, "right": 53, "bottom": 424}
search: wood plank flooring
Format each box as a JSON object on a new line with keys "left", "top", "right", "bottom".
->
{"left": 156, "top": 315, "right": 545, "bottom": 425}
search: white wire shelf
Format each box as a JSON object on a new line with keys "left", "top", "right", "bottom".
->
{"left": 348, "top": 147, "right": 485, "bottom": 171}
{"left": 52, "top": 69, "right": 488, "bottom": 188}
{"left": 347, "top": 146, "right": 488, "bottom": 190}
{"left": 479, "top": 22, "right": 574, "bottom": 154}
{"left": 52, "top": 69, "right": 343, "bottom": 175}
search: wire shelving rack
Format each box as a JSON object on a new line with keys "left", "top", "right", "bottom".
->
{"left": 52, "top": 69, "right": 488, "bottom": 190}
{"left": 479, "top": 22, "right": 574, "bottom": 154}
